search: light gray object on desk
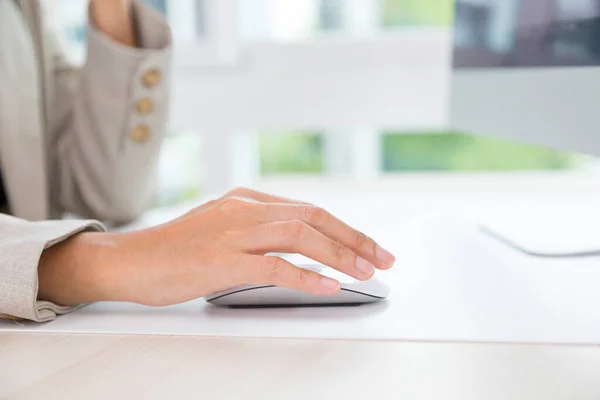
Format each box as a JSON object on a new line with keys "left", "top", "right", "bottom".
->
{"left": 205, "top": 264, "right": 390, "bottom": 307}
{"left": 476, "top": 204, "right": 600, "bottom": 258}
{"left": 451, "top": 1, "right": 600, "bottom": 157}
{"left": 451, "top": 0, "right": 600, "bottom": 257}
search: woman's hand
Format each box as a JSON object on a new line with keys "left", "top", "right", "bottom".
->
{"left": 38, "top": 188, "right": 395, "bottom": 307}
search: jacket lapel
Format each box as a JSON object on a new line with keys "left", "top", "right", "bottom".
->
{"left": 0, "top": 0, "right": 50, "bottom": 220}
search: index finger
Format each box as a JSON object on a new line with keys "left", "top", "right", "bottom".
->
{"left": 257, "top": 204, "right": 396, "bottom": 271}
{"left": 236, "top": 254, "right": 341, "bottom": 295}
{"left": 223, "top": 187, "right": 310, "bottom": 205}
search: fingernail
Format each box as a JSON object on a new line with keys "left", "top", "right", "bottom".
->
{"left": 320, "top": 277, "right": 341, "bottom": 292}
{"left": 356, "top": 256, "right": 375, "bottom": 275}
{"left": 376, "top": 245, "right": 396, "bottom": 267}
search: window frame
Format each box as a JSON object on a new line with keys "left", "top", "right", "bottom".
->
{"left": 168, "top": 0, "right": 240, "bottom": 67}
{"left": 164, "top": 0, "right": 451, "bottom": 193}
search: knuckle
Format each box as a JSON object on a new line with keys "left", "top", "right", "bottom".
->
{"left": 301, "top": 205, "right": 329, "bottom": 225}
{"left": 204, "top": 200, "right": 217, "bottom": 208}
{"left": 298, "top": 268, "right": 313, "bottom": 285}
{"left": 219, "top": 196, "right": 242, "bottom": 210}
{"left": 218, "top": 196, "right": 252, "bottom": 213}
{"left": 262, "top": 257, "right": 287, "bottom": 280}
{"left": 185, "top": 200, "right": 216, "bottom": 216}
{"left": 282, "top": 220, "right": 308, "bottom": 243}
{"left": 330, "top": 241, "right": 347, "bottom": 261}
{"left": 229, "top": 186, "right": 251, "bottom": 197}
{"left": 354, "top": 230, "right": 370, "bottom": 249}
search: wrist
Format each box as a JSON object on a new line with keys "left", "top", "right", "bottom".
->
{"left": 90, "top": 0, "right": 132, "bottom": 13}
{"left": 38, "top": 231, "right": 125, "bottom": 306}
{"left": 91, "top": 0, "right": 131, "bottom": 21}
{"left": 90, "top": 0, "right": 137, "bottom": 47}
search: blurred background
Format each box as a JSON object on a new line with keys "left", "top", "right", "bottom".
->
{"left": 56, "top": 0, "right": 595, "bottom": 208}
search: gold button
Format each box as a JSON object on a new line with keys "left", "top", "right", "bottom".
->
{"left": 136, "top": 97, "right": 154, "bottom": 115}
{"left": 129, "top": 125, "right": 150, "bottom": 144}
{"left": 141, "top": 69, "right": 161, "bottom": 88}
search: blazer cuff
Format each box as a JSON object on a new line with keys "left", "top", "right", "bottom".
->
{"left": 132, "top": 0, "right": 172, "bottom": 50}
{"left": 78, "top": 0, "right": 172, "bottom": 193}
{"left": 0, "top": 217, "right": 106, "bottom": 322}
{"left": 88, "top": 0, "right": 172, "bottom": 51}
{"left": 83, "top": 0, "right": 172, "bottom": 102}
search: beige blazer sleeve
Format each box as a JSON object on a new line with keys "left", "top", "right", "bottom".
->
{"left": 0, "top": 214, "right": 106, "bottom": 322}
{"left": 0, "top": 2, "right": 172, "bottom": 322}
{"left": 50, "top": 1, "right": 172, "bottom": 224}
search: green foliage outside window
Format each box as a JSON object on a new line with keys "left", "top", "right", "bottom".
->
{"left": 260, "top": 133, "right": 324, "bottom": 175}
{"left": 381, "top": 0, "right": 454, "bottom": 27}
{"left": 381, "top": 132, "right": 581, "bottom": 172}
{"left": 259, "top": 0, "right": 584, "bottom": 175}
{"left": 259, "top": 132, "right": 582, "bottom": 175}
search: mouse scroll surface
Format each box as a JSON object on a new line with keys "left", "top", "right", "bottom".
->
{"left": 205, "top": 264, "right": 390, "bottom": 307}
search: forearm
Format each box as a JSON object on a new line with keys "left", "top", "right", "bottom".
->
{"left": 90, "top": 0, "right": 137, "bottom": 47}
{"left": 38, "top": 232, "right": 122, "bottom": 306}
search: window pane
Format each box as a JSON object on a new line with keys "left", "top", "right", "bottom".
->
{"left": 257, "top": 131, "right": 592, "bottom": 177}
{"left": 161, "top": 0, "right": 206, "bottom": 42}
{"left": 319, "top": 0, "right": 345, "bottom": 31}
{"left": 238, "top": 0, "right": 453, "bottom": 42}
{"left": 557, "top": 0, "right": 598, "bottom": 18}
{"left": 382, "top": 132, "right": 587, "bottom": 172}
{"left": 56, "top": 0, "right": 88, "bottom": 62}
{"left": 381, "top": 0, "right": 454, "bottom": 28}
{"left": 238, "top": 0, "right": 320, "bottom": 42}
{"left": 259, "top": 133, "right": 324, "bottom": 175}
{"left": 156, "top": 132, "right": 203, "bottom": 207}
{"left": 145, "top": 0, "right": 168, "bottom": 14}
{"left": 454, "top": 0, "right": 600, "bottom": 68}
{"left": 554, "top": 0, "right": 600, "bottom": 60}
{"left": 59, "top": 0, "right": 454, "bottom": 47}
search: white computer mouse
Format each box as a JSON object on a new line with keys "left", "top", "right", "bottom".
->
{"left": 205, "top": 264, "right": 390, "bottom": 307}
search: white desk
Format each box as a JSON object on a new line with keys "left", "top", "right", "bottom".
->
{"left": 2, "top": 173, "right": 600, "bottom": 399}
